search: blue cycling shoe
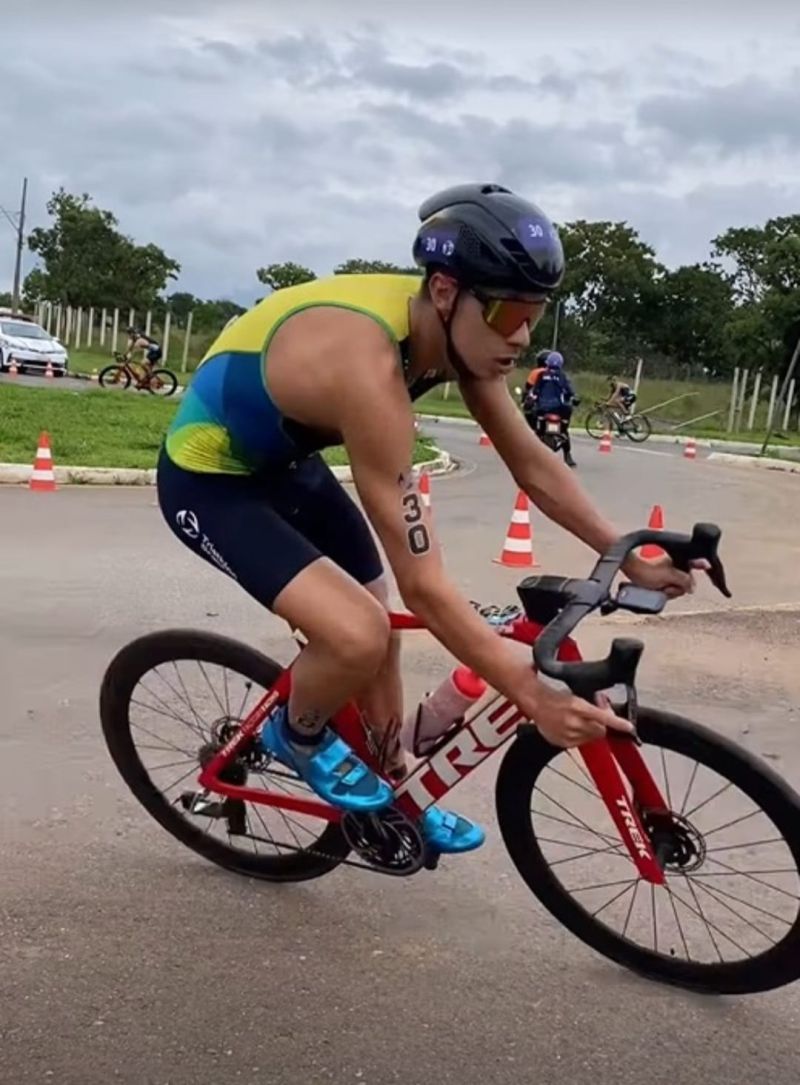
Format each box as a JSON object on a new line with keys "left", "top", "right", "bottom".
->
{"left": 260, "top": 707, "right": 394, "bottom": 814}
{"left": 419, "top": 807, "right": 485, "bottom": 854}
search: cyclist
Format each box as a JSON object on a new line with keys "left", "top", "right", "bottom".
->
{"left": 525, "top": 351, "right": 579, "bottom": 468}
{"left": 156, "top": 182, "right": 698, "bottom": 857}
{"left": 125, "top": 326, "right": 163, "bottom": 375}
{"left": 606, "top": 375, "right": 637, "bottom": 415}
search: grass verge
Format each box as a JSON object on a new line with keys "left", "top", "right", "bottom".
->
{"left": 0, "top": 384, "right": 438, "bottom": 470}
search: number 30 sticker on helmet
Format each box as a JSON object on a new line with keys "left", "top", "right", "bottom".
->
{"left": 412, "top": 183, "right": 565, "bottom": 298}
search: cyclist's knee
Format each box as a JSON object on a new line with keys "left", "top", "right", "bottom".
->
{"left": 329, "top": 596, "right": 391, "bottom": 674}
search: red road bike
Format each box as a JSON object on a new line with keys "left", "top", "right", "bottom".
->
{"left": 100, "top": 523, "right": 800, "bottom": 995}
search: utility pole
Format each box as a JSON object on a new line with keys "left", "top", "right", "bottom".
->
{"left": 1, "top": 177, "right": 27, "bottom": 311}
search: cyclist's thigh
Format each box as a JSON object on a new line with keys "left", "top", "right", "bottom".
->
{"left": 156, "top": 449, "right": 328, "bottom": 610}
{"left": 260, "top": 453, "right": 384, "bottom": 589}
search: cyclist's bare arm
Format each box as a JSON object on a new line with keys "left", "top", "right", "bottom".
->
{"left": 461, "top": 376, "right": 620, "bottom": 557}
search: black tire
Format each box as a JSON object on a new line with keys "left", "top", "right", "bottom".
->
{"left": 585, "top": 406, "right": 611, "bottom": 440}
{"left": 99, "top": 629, "right": 350, "bottom": 882}
{"left": 624, "top": 413, "right": 652, "bottom": 442}
{"left": 99, "top": 363, "right": 131, "bottom": 390}
{"left": 495, "top": 707, "right": 800, "bottom": 994}
{"left": 147, "top": 368, "right": 178, "bottom": 396}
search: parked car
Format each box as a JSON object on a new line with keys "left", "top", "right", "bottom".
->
{"left": 0, "top": 310, "right": 69, "bottom": 375}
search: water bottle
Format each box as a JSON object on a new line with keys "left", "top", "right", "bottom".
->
{"left": 400, "top": 665, "right": 488, "bottom": 757}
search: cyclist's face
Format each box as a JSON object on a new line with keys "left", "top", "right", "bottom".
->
{"left": 429, "top": 273, "right": 546, "bottom": 379}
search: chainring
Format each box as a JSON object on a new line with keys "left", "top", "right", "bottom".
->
{"left": 341, "top": 807, "right": 426, "bottom": 876}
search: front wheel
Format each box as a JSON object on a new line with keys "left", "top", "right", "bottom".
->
{"left": 147, "top": 367, "right": 178, "bottom": 396}
{"left": 495, "top": 707, "right": 800, "bottom": 994}
{"left": 99, "top": 363, "right": 131, "bottom": 390}
{"left": 99, "top": 629, "right": 350, "bottom": 882}
{"left": 585, "top": 407, "right": 612, "bottom": 440}
{"left": 623, "top": 413, "right": 652, "bottom": 442}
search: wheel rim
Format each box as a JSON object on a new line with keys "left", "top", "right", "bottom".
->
{"left": 122, "top": 656, "right": 333, "bottom": 860}
{"left": 585, "top": 409, "right": 610, "bottom": 440}
{"left": 529, "top": 745, "right": 800, "bottom": 969}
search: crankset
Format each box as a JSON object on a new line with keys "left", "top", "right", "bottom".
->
{"left": 341, "top": 807, "right": 427, "bottom": 877}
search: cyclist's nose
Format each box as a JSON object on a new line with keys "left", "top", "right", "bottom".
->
{"left": 508, "top": 321, "right": 530, "bottom": 349}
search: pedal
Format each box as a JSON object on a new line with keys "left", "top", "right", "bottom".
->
{"left": 180, "top": 791, "right": 225, "bottom": 817}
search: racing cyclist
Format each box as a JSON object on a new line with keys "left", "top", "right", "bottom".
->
{"left": 156, "top": 183, "right": 699, "bottom": 857}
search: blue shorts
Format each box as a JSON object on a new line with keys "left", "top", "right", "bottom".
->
{"left": 156, "top": 447, "right": 384, "bottom": 609}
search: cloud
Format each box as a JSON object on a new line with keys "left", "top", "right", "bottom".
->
{"left": 1, "top": 5, "right": 799, "bottom": 302}
{"left": 638, "top": 77, "right": 800, "bottom": 152}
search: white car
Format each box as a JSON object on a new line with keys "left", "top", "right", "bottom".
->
{"left": 0, "top": 312, "right": 69, "bottom": 375}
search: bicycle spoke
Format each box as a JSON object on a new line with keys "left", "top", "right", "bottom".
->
{"left": 536, "top": 836, "right": 626, "bottom": 855}
{"left": 235, "top": 681, "right": 256, "bottom": 723}
{"left": 702, "top": 808, "right": 762, "bottom": 838}
{"left": 690, "top": 876, "right": 794, "bottom": 928}
{"left": 545, "top": 762, "right": 600, "bottom": 801}
{"left": 130, "top": 719, "right": 195, "bottom": 759}
{"left": 566, "top": 749, "right": 595, "bottom": 788}
{"left": 549, "top": 839, "right": 634, "bottom": 868}
{"left": 591, "top": 881, "right": 636, "bottom": 919}
{"left": 665, "top": 884, "right": 752, "bottom": 957}
{"left": 705, "top": 837, "right": 784, "bottom": 854}
{"left": 131, "top": 693, "right": 203, "bottom": 737}
{"left": 169, "top": 662, "right": 207, "bottom": 730}
{"left": 222, "top": 667, "right": 231, "bottom": 719}
{"left": 159, "top": 762, "right": 202, "bottom": 796}
{"left": 147, "top": 757, "right": 199, "bottom": 772}
{"left": 680, "top": 874, "right": 724, "bottom": 962}
{"left": 535, "top": 786, "right": 618, "bottom": 846}
{"left": 679, "top": 761, "right": 700, "bottom": 817}
{"left": 691, "top": 879, "right": 782, "bottom": 945}
{"left": 666, "top": 885, "right": 691, "bottom": 961}
{"left": 196, "top": 660, "right": 227, "bottom": 718}
{"left": 151, "top": 665, "right": 203, "bottom": 723}
{"left": 532, "top": 808, "right": 623, "bottom": 846}
{"left": 699, "top": 855, "right": 800, "bottom": 903}
{"left": 683, "top": 780, "right": 733, "bottom": 822}
{"left": 622, "top": 880, "right": 639, "bottom": 939}
{"left": 571, "top": 877, "right": 641, "bottom": 894}
{"left": 660, "top": 747, "right": 673, "bottom": 811}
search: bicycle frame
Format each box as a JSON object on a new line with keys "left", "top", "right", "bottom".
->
{"left": 197, "top": 611, "right": 670, "bottom": 885}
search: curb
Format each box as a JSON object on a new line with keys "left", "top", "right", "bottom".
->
{"left": 707, "top": 452, "right": 800, "bottom": 475}
{"left": 0, "top": 449, "right": 454, "bottom": 487}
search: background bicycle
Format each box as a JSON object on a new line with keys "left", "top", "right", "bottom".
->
{"left": 98, "top": 351, "right": 178, "bottom": 396}
{"left": 585, "top": 399, "right": 652, "bottom": 442}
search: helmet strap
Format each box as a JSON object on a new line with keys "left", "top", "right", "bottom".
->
{"left": 439, "top": 288, "right": 473, "bottom": 380}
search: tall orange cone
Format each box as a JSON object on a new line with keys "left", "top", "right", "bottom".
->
{"left": 8, "top": 356, "right": 18, "bottom": 377}
{"left": 598, "top": 429, "right": 612, "bottom": 454}
{"left": 493, "top": 490, "right": 538, "bottom": 568}
{"left": 479, "top": 431, "right": 492, "bottom": 447}
{"left": 45, "top": 360, "right": 54, "bottom": 379}
{"left": 684, "top": 437, "right": 697, "bottom": 461}
{"left": 29, "top": 431, "right": 57, "bottom": 492}
{"left": 641, "top": 504, "right": 665, "bottom": 559}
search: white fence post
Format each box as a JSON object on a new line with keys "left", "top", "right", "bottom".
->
{"left": 747, "top": 369, "right": 763, "bottom": 430}
{"left": 112, "top": 308, "right": 120, "bottom": 353}
{"left": 87, "top": 306, "right": 94, "bottom": 348}
{"left": 784, "top": 379, "right": 796, "bottom": 430}
{"left": 163, "top": 310, "right": 172, "bottom": 362}
{"left": 766, "top": 374, "right": 779, "bottom": 430}
{"left": 727, "top": 368, "right": 739, "bottom": 432}
{"left": 181, "top": 310, "right": 193, "bottom": 373}
{"left": 145, "top": 309, "right": 152, "bottom": 337}
{"left": 100, "top": 307, "right": 107, "bottom": 347}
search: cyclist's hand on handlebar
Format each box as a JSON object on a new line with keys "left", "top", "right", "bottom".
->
{"left": 622, "top": 553, "right": 710, "bottom": 599}
{"left": 516, "top": 674, "right": 634, "bottom": 748}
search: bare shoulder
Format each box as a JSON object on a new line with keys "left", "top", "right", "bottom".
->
{"left": 266, "top": 305, "right": 405, "bottom": 427}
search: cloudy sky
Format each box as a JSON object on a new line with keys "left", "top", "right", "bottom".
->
{"left": 2, "top": 1, "right": 799, "bottom": 303}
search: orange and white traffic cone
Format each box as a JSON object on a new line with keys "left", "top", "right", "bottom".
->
{"left": 684, "top": 437, "right": 697, "bottom": 461}
{"left": 418, "top": 469, "right": 431, "bottom": 510}
{"left": 598, "top": 429, "right": 612, "bottom": 454}
{"left": 45, "top": 360, "right": 54, "bottom": 379}
{"left": 641, "top": 504, "right": 665, "bottom": 560}
{"left": 493, "top": 490, "right": 538, "bottom": 568}
{"left": 8, "top": 356, "right": 18, "bottom": 377}
{"left": 479, "top": 431, "right": 492, "bottom": 447}
{"left": 29, "top": 431, "right": 57, "bottom": 493}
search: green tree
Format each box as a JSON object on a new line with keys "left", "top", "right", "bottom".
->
{"left": 333, "top": 258, "right": 419, "bottom": 275}
{"left": 650, "top": 263, "right": 734, "bottom": 374}
{"left": 25, "top": 188, "right": 180, "bottom": 309}
{"left": 256, "top": 262, "right": 316, "bottom": 290}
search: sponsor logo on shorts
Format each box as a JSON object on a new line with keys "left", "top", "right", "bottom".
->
{"left": 176, "top": 509, "right": 200, "bottom": 540}
{"left": 175, "top": 509, "right": 237, "bottom": 581}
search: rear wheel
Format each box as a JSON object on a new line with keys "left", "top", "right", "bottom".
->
{"left": 623, "top": 413, "right": 652, "bottom": 442}
{"left": 495, "top": 707, "right": 800, "bottom": 994}
{"left": 99, "top": 364, "right": 130, "bottom": 390}
{"left": 100, "top": 629, "right": 350, "bottom": 882}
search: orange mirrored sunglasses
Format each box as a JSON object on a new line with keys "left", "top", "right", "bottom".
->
{"left": 471, "top": 289, "right": 548, "bottom": 337}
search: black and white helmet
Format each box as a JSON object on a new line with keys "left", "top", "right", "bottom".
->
{"left": 412, "top": 183, "right": 565, "bottom": 298}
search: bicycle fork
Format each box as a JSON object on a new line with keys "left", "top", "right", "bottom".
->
{"left": 579, "top": 736, "right": 669, "bottom": 885}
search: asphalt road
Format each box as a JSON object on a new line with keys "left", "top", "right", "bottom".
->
{"left": 2, "top": 424, "right": 800, "bottom": 1084}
